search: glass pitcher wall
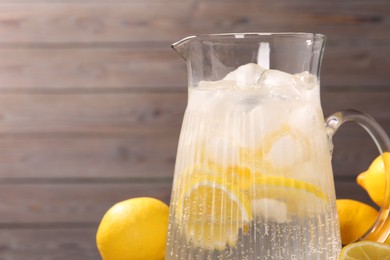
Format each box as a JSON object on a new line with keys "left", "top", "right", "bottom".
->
{"left": 166, "top": 33, "right": 390, "bottom": 260}
{"left": 166, "top": 33, "right": 341, "bottom": 260}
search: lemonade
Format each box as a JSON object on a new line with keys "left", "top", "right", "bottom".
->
{"left": 165, "top": 63, "right": 342, "bottom": 259}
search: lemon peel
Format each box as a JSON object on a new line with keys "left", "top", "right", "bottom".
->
{"left": 356, "top": 152, "right": 390, "bottom": 208}
{"left": 96, "top": 197, "right": 169, "bottom": 260}
{"left": 251, "top": 175, "right": 328, "bottom": 218}
{"left": 336, "top": 199, "right": 378, "bottom": 245}
{"left": 339, "top": 241, "right": 390, "bottom": 260}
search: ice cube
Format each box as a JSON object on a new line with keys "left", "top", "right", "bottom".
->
{"left": 251, "top": 198, "right": 289, "bottom": 223}
{"left": 223, "top": 63, "right": 266, "bottom": 89}
{"left": 267, "top": 133, "right": 307, "bottom": 169}
{"left": 256, "top": 69, "right": 302, "bottom": 99}
{"left": 257, "top": 69, "right": 299, "bottom": 88}
{"left": 288, "top": 104, "right": 322, "bottom": 136}
{"left": 294, "top": 71, "right": 318, "bottom": 90}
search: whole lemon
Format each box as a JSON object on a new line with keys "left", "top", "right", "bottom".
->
{"left": 356, "top": 152, "right": 390, "bottom": 208}
{"left": 96, "top": 197, "right": 169, "bottom": 260}
{"left": 336, "top": 199, "right": 378, "bottom": 245}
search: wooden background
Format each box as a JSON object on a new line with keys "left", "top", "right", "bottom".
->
{"left": 0, "top": 0, "right": 389, "bottom": 259}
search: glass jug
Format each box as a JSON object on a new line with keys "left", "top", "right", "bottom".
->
{"left": 165, "top": 33, "right": 390, "bottom": 259}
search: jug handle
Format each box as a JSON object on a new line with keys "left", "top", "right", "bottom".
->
{"left": 325, "top": 109, "right": 390, "bottom": 243}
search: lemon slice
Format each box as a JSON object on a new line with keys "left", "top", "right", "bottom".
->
{"left": 226, "top": 165, "right": 253, "bottom": 190}
{"left": 181, "top": 163, "right": 254, "bottom": 190}
{"left": 339, "top": 241, "right": 390, "bottom": 260}
{"left": 250, "top": 176, "right": 328, "bottom": 219}
{"left": 176, "top": 175, "right": 252, "bottom": 250}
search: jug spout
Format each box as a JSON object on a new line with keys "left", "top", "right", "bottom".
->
{"left": 172, "top": 36, "right": 194, "bottom": 61}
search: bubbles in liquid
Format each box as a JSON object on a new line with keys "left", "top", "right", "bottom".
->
{"left": 166, "top": 63, "right": 341, "bottom": 259}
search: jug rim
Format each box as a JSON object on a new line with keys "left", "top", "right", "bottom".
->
{"left": 172, "top": 32, "right": 325, "bottom": 47}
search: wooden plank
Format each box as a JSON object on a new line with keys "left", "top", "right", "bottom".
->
{"left": 201, "top": 0, "right": 388, "bottom": 2}
{"left": 0, "top": 0, "right": 386, "bottom": 3}
{"left": 0, "top": 2, "right": 386, "bottom": 44}
{"left": 0, "top": 182, "right": 374, "bottom": 260}
{"left": 321, "top": 46, "right": 390, "bottom": 88}
{"left": 0, "top": 48, "right": 186, "bottom": 90}
{"left": 0, "top": 134, "right": 178, "bottom": 179}
{"left": 8, "top": 0, "right": 186, "bottom": 2}
{"left": 0, "top": 181, "right": 372, "bottom": 224}
{"left": 0, "top": 93, "right": 186, "bottom": 134}
{"left": 0, "top": 182, "right": 172, "bottom": 223}
{"left": 331, "top": 132, "right": 380, "bottom": 178}
{"left": 335, "top": 181, "right": 377, "bottom": 208}
{"left": 0, "top": 47, "right": 389, "bottom": 90}
{"left": 0, "top": 182, "right": 376, "bottom": 260}
{"left": 322, "top": 88, "right": 390, "bottom": 177}
{"left": 0, "top": 3, "right": 190, "bottom": 44}
{"left": 189, "top": 2, "right": 390, "bottom": 45}
{"left": 0, "top": 131, "right": 384, "bottom": 180}
{"left": 0, "top": 91, "right": 385, "bottom": 180}
{"left": 0, "top": 91, "right": 387, "bottom": 135}
{"left": 0, "top": 228, "right": 100, "bottom": 260}
{"left": 322, "top": 90, "right": 390, "bottom": 120}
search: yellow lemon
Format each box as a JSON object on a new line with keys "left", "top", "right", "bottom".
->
{"left": 181, "top": 163, "right": 254, "bottom": 190}
{"left": 336, "top": 199, "right": 378, "bottom": 245}
{"left": 356, "top": 152, "right": 390, "bottom": 208}
{"left": 252, "top": 175, "right": 327, "bottom": 200}
{"left": 226, "top": 165, "right": 254, "bottom": 190}
{"left": 250, "top": 175, "right": 327, "bottom": 219}
{"left": 176, "top": 175, "right": 251, "bottom": 250}
{"left": 339, "top": 241, "right": 390, "bottom": 260}
{"left": 96, "top": 197, "right": 169, "bottom": 260}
